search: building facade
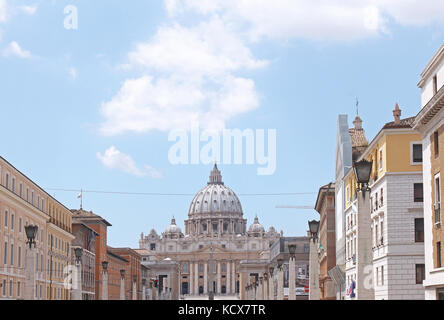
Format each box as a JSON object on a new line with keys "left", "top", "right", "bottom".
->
{"left": 333, "top": 114, "right": 368, "bottom": 299}
{"left": 315, "top": 183, "right": 336, "bottom": 300}
{"left": 71, "top": 221, "right": 98, "bottom": 300}
{"left": 343, "top": 106, "right": 425, "bottom": 300}
{"left": 0, "top": 156, "right": 74, "bottom": 300}
{"left": 414, "top": 42, "right": 444, "bottom": 300}
{"left": 138, "top": 164, "right": 281, "bottom": 300}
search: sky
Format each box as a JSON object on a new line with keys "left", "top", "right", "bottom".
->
{"left": 0, "top": 0, "right": 443, "bottom": 248}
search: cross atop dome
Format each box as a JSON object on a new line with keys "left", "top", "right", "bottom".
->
{"left": 208, "top": 163, "right": 224, "bottom": 185}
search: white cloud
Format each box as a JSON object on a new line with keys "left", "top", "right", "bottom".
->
{"left": 19, "top": 5, "right": 37, "bottom": 15}
{"left": 97, "top": 146, "right": 162, "bottom": 178}
{"left": 165, "top": 0, "right": 444, "bottom": 41}
{"left": 0, "top": 0, "right": 7, "bottom": 22}
{"left": 100, "top": 17, "right": 264, "bottom": 136}
{"left": 3, "top": 41, "right": 31, "bottom": 58}
{"left": 68, "top": 67, "right": 77, "bottom": 79}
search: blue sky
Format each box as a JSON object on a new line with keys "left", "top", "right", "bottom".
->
{"left": 0, "top": 0, "right": 443, "bottom": 247}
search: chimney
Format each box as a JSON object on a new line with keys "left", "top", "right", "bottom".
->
{"left": 393, "top": 103, "right": 401, "bottom": 125}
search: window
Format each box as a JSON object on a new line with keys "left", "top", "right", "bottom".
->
{"left": 150, "top": 243, "right": 156, "bottom": 251}
{"left": 4, "top": 241, "right": 7, "bottom": 264}
{"left": 381, "top": 266, "right": 384, "bottom": 285}
{"left": 5, "top": 173, "right": 9, "bottom": 189}
{"left": 19, "top": 217, "right": 22, "bottom": 233}
{"left": 380, "top": 221, "right": 384, "bottom": 245}
{"left": 416, "top": 264, "right": 425, "bottom": 284}
{"left": 435, "top": 131, "right": 440, "bottom": 158}
{"left": 433, "top": 74, "right": 438, "bottom": 95}
{"left": 380, "top": 188, "right": 384, "bottom": 206}
{"left": 26, "top": 188, "right": 29, "bottom": 202}
{"left": 411, "top": 143, "right": 423, "bottom": 164}
{"left": 379, "top": 149, "right": 383, "bottom": 170}
{"left": 11, "top": 214, "right": 14, "bottom": 230}
{"left": 9, "top": 280, "right": 12, "bottom": 296}
{"left": 437, "top": 242, "right": 442, "bottom": 269}
{"left": 17, "top": 281, "right": 21, "bottom": 297}
{"left": 2, "top": 280, "right": 5, "bottom": 296}
{"left": 435, "top": 174, "right": 441, "bottom": 224}
{"left": 19, "top": 183, "right": 22, "bottom": 198}
{"left": 415, "top": 218, "right": 424, "bottom": 242}
{"left": 10, "top": 244, "right": 14, "bottom": 266}
{"left": 12, "top": 177, "right": 15, "bottom": 193}
{"left": 18, "top": 246, "right": 21, "bottom": 267}
{"left": 414, "top": 183, "right": 424, "bottom": 202}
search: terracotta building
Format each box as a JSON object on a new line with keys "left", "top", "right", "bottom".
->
{"left": 108, "top": 247, "right": 142, "bottom": 300}
{"left": 71, "top": 221, "right": 98, "bottom": 299}
{"left": 315, "top": 183, "right": 336, "bottom": 300}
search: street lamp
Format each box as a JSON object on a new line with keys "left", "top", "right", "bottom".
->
{"left": 102, "top": 261, "right": 108, "bottom": 271}
{"left": 277, "top": 259, "right": 284, "bottom": 270}
{"left": 74, "top": 247, "right": 83, "bottom": 264}
{"left": 288, "top": 244, "right": 297, "bottom": 257}
{"left": 25, "top": 225, "right": 38, "bottom": 248}
{"left": 353, "top": 159, "right": 373, "bottom": 191}
{"left": 308, "top": 220, "right": 320, "bottom": 241}
{"left": 120, "top": 269, "right": 126, "bottom": 279}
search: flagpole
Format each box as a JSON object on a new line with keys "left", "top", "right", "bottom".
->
{"left": 80, "top": 189, "right": 83, "bottom": 210}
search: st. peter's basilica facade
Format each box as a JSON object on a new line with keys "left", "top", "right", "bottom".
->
{"left": 137, "top": 164, "right": 282, "bottom": 299}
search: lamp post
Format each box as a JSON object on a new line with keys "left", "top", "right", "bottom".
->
{"left": 73, "top": 247, "right": 83, "bottom": 300}
{"left": 258, "top": 277, "right": 264, "bottom": 300}
{"left": 277, "top": 259, "right": 284, "bottom": 300}
{"left": 263, "top": 273, "right": 268, "bottom": 300}
{"left": 101, "top": 261, "right": 108, "bottom": 300}
{"left": 288, "top": 243, "right": 297, "bottom": 300}
{"left": 308, "top": 220, "right": 320, "bottom": 300}
{"left": 142, "top": 279, "right": 147, "bottom": 300}
{"left": 352, "top": 159, "right": 374, "bottom": 300}
{"left": 132, "top": 275, "right": 137, "bottom": 300}
{"left": 24, "top": 225, "right": 38, "bottom": 300}
{"left": 120, "top": 269, "right": 126, "bottom": 300}
{"left": 268, "top": 267, "right": 274, "bottom": 300}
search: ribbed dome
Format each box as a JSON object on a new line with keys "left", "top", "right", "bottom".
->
{"left": 188, "top": 164, "right": 243, "bottom": 216}
{"left": 248, "top": 216, "right": 265, "bottom": 233}
{"left": 165, "top": 217, "right": 182, "bottom": 234}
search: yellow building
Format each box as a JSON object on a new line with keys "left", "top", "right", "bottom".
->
{"left": 46, "top": 199, "right": 74, "bottom": 300}
{"left": 343, "top": 105, "right": 425, "bottom": 300}
{"left": 0, "top": 156, "right": 74, "bottom": 300}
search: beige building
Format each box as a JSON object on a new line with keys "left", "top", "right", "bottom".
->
{"left": 414, "top": 42, "right": 444, "bottom": 300}
{"left": 0, "top": 156, "right": 74, "bottom": 300}
{"left": 138, "top": 164, "right": 281, "bottom": 300}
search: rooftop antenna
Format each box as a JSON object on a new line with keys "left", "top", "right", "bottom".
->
{"left": 356, "top": 97, "right": 359, "bottom": 116}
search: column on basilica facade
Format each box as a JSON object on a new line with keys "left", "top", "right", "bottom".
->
{"left": 232, "top": 261, "right": 236, "bottom": 294}
{"left": 194, "top": 262, "right": 199, "bottom": 295}
{"left": 217, "top": 261, "right": 221, "bottom": 294}
{"left": 227, "top": 261, "right": 231, "bottom": 294}
{"left": 269, "top": 270, "right": 274, "bottom": 300}
{"left": 239, "top": 271, "right": 246, "bottom": 300}
{"left": 277, "top": 267, "right": 284, "bottom": 300}
{"left": 263, "top": 274, "right": 268, "bottom": 300}
{"left": 204, "top": 262, "right": 208, "bottom": 294}
{"left": 190, "top": 262, "right": 194, "bottom": 295}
